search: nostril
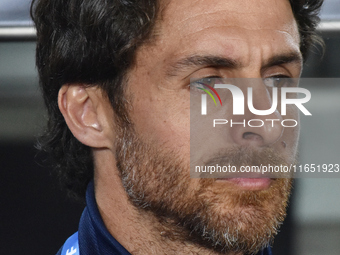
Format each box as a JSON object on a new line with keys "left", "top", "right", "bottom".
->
{"left": 242, "top": 132, "right": 263, "bottom": 142}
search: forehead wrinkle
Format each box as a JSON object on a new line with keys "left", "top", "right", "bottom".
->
{"left": 174, "top": 9, "right": 282, "bottom": 25}
{"left": 161, "top": 0, "right": 296, "bottom": 34}
{"left": 161, "top": 13, "right": 299, "bottom": 47}
{"left": 181, "top": 26, "right": 299, "bottom": 38}
{"left": 166, "top": 15, "right": 293, "bottom": 37}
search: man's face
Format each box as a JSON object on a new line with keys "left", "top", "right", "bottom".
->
{"left": 114, "top": 0, "right": 301, "bottom": 253}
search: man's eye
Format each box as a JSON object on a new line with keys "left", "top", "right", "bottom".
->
{"left": 189, "top": 80, "right": 205, "bottom": 93}
{"left": 263, "top": 76, "right": 293, "bottom": 88}
{"left": 189, "top": 76, "right": 222, "bottom": 91}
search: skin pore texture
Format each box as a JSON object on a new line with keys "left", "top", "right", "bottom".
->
{"left": 60, "top": 0, "right": 302, "bottom": 254}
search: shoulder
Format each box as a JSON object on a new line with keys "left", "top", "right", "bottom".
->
{"left": 263, "top": 246, "right": 273, "bottom": 255}
{"left": 56, "top": 246, "right": 63, "bottom": 255}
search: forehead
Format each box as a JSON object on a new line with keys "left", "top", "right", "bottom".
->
{"left": 153, "top": 0, "right": 300, "bottom": 57}
{"left": 160, "top": 0, "right": 296, "bottom": 32}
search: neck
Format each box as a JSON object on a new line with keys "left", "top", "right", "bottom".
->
{"left": 93, "top": 152, "right": 242, "bottom": 255}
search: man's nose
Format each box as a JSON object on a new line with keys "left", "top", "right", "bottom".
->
{"left": 230, "top": 81, "right": 284, "bottom": 147}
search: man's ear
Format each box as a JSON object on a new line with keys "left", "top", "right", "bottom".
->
{"left": 58, "top": 84, "right": 114, "bottom": 149}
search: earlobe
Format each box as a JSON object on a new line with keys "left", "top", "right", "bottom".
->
{"left": 58, "top": 85, "right": 112, "bottom": 149}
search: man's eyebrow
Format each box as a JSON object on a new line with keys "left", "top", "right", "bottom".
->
{"left": 262, "top": 52, "right": 302, "bottom": 70}
{"left": 167, "top": 55, "right": 241, "bottom": 77}
{"left": 167, "top": 52, "right": 302, "bottom": 77}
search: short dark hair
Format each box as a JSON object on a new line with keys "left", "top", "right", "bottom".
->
{"left": 290, "top": 0, "right": 324, "bottom": 58}
{"left": 31, "top": 0, "right": 323, "bottom": 199}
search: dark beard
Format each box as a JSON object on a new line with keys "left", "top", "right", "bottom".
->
{"left": 115, "top": 124, "right": 292, "bottom": 254}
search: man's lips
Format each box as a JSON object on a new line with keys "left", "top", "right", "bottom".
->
{"left": 216, "top": 178, "right": 272, "bottom": 190}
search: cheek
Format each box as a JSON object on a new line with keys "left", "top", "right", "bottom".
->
{"left": 130, "top": 89, "right": 191, "bottom": 152}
